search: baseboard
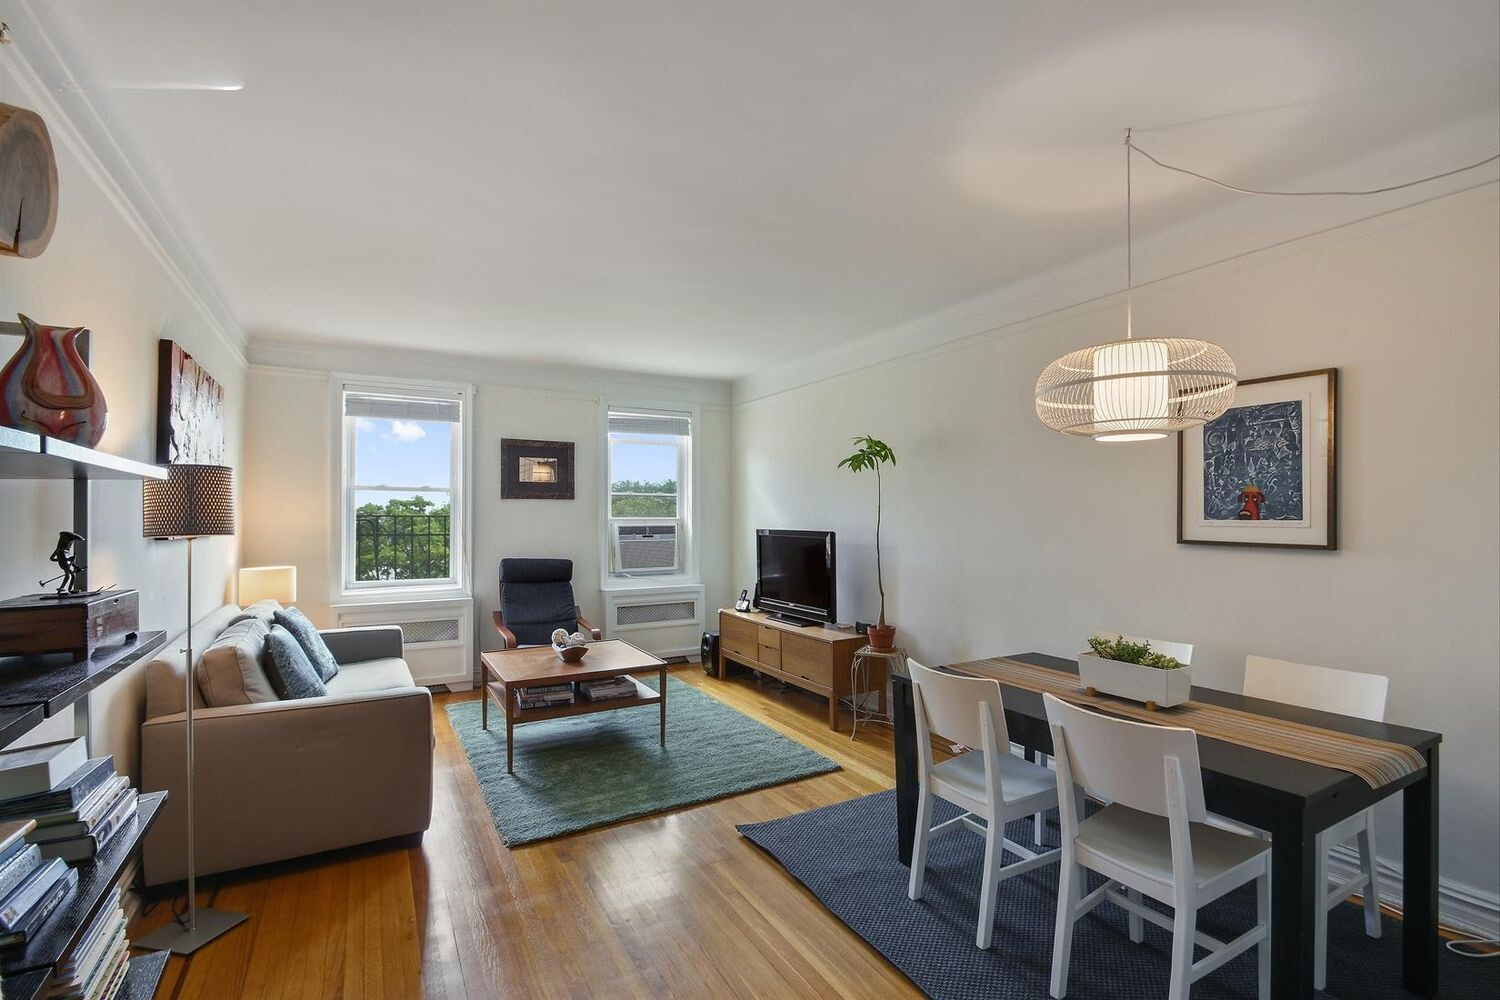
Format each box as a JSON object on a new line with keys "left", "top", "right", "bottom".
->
{"left": 1326, "top": 843, "right": 1499, "bottom": 939}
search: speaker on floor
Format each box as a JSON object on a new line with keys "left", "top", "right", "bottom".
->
{"left": 701, "top": 631, "right": 720, "bottom": 675}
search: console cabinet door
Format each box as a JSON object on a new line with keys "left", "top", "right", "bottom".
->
{"left": 721, "top": 613, "right": 759, "bottom": 659}
{"left": 781, "top": 633, "right": 832, "bottom": 688}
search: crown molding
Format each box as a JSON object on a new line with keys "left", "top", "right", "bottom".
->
{"left": 734, "top": 123, "right": 1499, "bottom": 406}
{"left": 3, "top": 2, "right": 246, "bottom": 365}
{"left": 247, "top": 335, "right": 732, "bottom": 407}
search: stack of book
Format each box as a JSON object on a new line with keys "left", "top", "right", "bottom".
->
{"left": 0, "top": 819, "right": 77, "bottom": 951}
{"left": 44, "top": 886, "right": 129, "bottom": 1000}
{"left": 515, "top": 683, "right": 575, "bottom": 711}
{"left": 0, "top": 739, "right": 139, "bottom": 864}
{"left": 578, "top": 676, "right": 637, "bottom": 702}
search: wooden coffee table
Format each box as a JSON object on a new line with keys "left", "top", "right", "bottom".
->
{"left": 480, "top": 639, "right": 668, "bottom": 773}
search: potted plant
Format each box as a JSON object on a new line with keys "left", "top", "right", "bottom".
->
{"left": 838, "top": 435, "right": 897, "bottom": 651}
{"left": 1078, "top": 634, "right": 1192, "bottom": 710}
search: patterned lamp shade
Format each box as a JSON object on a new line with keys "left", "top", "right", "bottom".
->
{"left": 143, "top": 464, "right": 235, "bottom": 539}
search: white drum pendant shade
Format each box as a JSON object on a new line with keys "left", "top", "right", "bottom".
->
{"left": 1035, "top": 336, "right": 1237, "bottom": 441}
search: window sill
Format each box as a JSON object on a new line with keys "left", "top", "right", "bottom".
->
{"left": 332, "top": 587, "right": 472, "bottom": 607}
{"left": 600, "top": 574, "right": 701, "bottom": 593}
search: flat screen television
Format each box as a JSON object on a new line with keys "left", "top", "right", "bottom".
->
{"left": 755, "top": 529, "right": 836, "bottom": 626}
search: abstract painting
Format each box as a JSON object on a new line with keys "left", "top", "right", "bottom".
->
{"left": 1178, "top": 369, "right": 1337, "bottom": 550}
{"left": 156, "top": 339, "right": 226, "bottom": 464}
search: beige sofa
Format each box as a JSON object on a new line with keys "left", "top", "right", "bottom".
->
{"left": 140, "top": 603, "right": 434, "bottom": 887}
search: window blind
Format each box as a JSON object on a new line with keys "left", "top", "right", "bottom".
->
{"left": 345, "top": 392, "right": 461, "bottom": 423}
{"left": 608, "top": 407, "right": 691, "bottom": 437}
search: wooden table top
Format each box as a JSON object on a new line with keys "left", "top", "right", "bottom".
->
{"left": 481, "top": 639, "right": 665, "bottom": 686}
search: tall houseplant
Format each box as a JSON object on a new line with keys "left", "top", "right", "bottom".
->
{"left": 838, "top": 435, "right": 897, "bottom": 651}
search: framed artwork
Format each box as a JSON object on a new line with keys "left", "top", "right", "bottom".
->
{"left": 156, "top": 339, "right": 226, "bottom": 464}
{"left": 500, "top": 438, "right": 575, "bottom": 499}
{"left": 1177, "top": 368, "right": 1337, "bottom": 550}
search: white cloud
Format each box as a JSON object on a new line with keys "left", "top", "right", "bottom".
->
{"left": 355, "top": 417, "right": 376, "bottom": 434}
{"left": 386, "top": 420, "right": 427, "bottom": 442}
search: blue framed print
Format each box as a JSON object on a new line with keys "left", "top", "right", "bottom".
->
{"left": 1178, "top": 369, "right": 1337, "bottom": 549}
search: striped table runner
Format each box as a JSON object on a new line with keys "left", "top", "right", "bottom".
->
{"left": 955, "top": 657, "right": 1425, "bottom": 789}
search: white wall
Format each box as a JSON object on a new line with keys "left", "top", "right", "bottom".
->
{"left": 241, "top": 345, "right": 732, "bottom": 677}
{"left": 731, "top": 189, "right": 1500, "bottom": 921}
{"left": 0, "top": 67, "right": 246, "bottom": 779}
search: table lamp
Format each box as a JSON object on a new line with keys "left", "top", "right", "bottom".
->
{"left": 138, "top": 464, "right": 248, "bottom": 954}
{"left": 238, "top": 565, "right": 297, "bottom": 606}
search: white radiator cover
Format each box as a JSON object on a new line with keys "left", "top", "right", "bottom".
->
{"left": 603, "top": 585, "right": 704, "bottom": 658}
{"left": 333, "top": 597, "right": 475, "bottom": 689}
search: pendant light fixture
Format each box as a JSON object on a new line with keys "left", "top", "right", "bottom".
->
{"left": 1035, "top": 129, "right": 1237, "bottom": 441}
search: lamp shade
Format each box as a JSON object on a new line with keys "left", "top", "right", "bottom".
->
{"left": 238, "top": 565, "right": 297, "bottom": 605}
{"left": 142, "top": 464, "right": 235, "bottom": 538}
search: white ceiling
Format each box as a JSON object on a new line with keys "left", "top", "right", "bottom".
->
{"left": 20, "top": 1, "right": 1500, "bottom": 379}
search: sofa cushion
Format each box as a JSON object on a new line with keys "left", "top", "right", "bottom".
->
{"left": 266, "top": 625, "right": 329, "bottom": 700}
{"left": 227, "top": 599, "right": 284, "bottom": 628}
{"left": 195, "top": 617, "right": 279, "bottom": 708}
{"left": 273, "top": 607, "right": 340, "bottom": 683}
{"left": 145, "top": 604, "right": 244, "bottom": 719}
{"left": 323, "top": 657, "right": 416, "bottom": 697}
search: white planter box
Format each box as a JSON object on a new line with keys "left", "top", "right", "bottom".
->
{"left": 1078, "top": 653, "right": 1193, "bottom": 709}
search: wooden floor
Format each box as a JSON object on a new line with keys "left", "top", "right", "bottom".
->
{"left": 129, "top": 664, "right": 925, "bottom": 999}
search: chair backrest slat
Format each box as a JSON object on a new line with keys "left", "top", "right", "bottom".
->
{"left": 1243, "top": 655, "right": 1387, "bottom": 722}
{"left": 908, "top": 658, "right": 1009, "bottom": 751}
{"left": 1042, "top": 693, "right": 1206, "bottom": 822}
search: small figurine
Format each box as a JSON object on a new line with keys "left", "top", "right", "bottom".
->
{"left": 1237, "top": 485, "right": 1265, "bottom": 521}
{"left": 42, "top": 530, "right": 86, "bottom": 596}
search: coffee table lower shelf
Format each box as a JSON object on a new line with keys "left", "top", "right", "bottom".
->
{"left": 488, "top": 675, "right": 660, "bottom": 724}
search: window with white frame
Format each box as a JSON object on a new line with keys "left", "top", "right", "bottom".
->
{"left": 338, "top": 382, "right": 468, "bottom": 593}
{"left": 607, "top": 407, "right": 691, "bottom": 577}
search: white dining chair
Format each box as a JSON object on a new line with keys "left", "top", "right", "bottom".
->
{"left": 1028, "top": 635, "right": 1194, "bottom": 848}
{"left": 1243, "top": 654, "right": 1389, "bottom": 990}
{"left": 1043, "top": 693, "right": 1270, "bottom": 1000}
{"left": 907, "top": 659, "right": 1062, "bottom": 948}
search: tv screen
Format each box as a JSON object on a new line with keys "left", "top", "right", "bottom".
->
{"left": 756, "top": 529, "right": 836, "bottom": 624}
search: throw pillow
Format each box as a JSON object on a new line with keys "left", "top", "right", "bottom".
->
{"left": 227, "top": 599, "right": 285, "bottom": 628}
{"left": 265, "top": 625, "right": 329, "bottom": 700}
{"left": 273, "top": 607, "right": 340, "bottom": 683}
{"left": 195, "top": 617, "right": 278, "bottom": 707}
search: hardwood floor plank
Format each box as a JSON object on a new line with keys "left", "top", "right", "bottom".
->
{"left": 130, "top": 662, "right": 923, "bottom": 999}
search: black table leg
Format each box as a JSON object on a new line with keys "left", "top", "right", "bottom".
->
{"left": 892, "top": 673, "right": 918, "bottom": 866}
{"left": 1269, "top": 805, "right": 1318, "bottom": 999}
{"left": 1403, "top": 745, "right": 1440, "bottom": 998}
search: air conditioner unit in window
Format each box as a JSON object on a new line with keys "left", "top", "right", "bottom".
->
{"left": 613, "top": 524, "right": 679, "bottom": 574}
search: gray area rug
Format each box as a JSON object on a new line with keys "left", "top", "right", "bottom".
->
{"left": 447, "top": 675, "right": 839, "bottom": 846}
{"left": 739, "top": 790, "right": 1498, "bottom": 1000}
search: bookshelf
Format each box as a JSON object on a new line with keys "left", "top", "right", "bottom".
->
{"left": 0, "top": 633, "right": 168, "bottom": 726}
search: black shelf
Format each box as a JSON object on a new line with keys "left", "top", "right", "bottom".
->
{"left": 0, "top": 434, "right": 166, "bottom": 482}
{"left": 1, "top": 791, "right": 166, "bottom": 975}
{"left": 0, "top": 705, "right": 46, "bottom": 750}
{"left": 117, "top": 951, "right": 169, "bottom": 1000}
{"left": 0, "top": 632, "right": 167, "bottom": 716}
{"left": 0, "top": 967, "right": 47, "bottom": 1000}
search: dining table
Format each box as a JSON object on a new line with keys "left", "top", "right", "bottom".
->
{"left": 890, "top": 652, "right": 1443, "bottom": 1000}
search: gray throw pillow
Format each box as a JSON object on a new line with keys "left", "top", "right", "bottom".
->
{"left": 266, "top": 625, "right": 328, "bottom": 700}
{"left": 273, "top": 607, "right": 340, "bottom": 683}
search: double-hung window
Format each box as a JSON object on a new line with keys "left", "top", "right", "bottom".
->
{"left": 338, "top": 381, "right": 469, "bottom": 594}
{"left": 607, "top": 407, "right": 691, "bottom": 577}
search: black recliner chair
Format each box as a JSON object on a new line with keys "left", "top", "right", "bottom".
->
{"left": 491, "top": 558, "right": 602, "bottom": 648}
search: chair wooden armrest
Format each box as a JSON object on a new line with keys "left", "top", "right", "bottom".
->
{"left": 491, "top": 609, "right": 518, "bottom": 650}
{"left": 576, "top": 610, "right": 603, "bottom": 641}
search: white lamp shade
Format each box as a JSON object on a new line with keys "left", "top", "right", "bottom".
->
{"left": 1091, "top": 339, "right": 1170, "bottom": 441}
{"left": 238, "top": 565, "right": 297, "bottom": 606}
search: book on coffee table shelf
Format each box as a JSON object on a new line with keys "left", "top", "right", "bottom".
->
{"left": 516, "top": 683, "right": 576, "bottom": 711}
{"left": 578, "top": 676, "right": 638, "bottom": 701}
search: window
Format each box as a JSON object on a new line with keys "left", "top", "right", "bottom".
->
{"left": 338, "top": 382, "right": 468, "bottom": 593}
{"left": 607, "top": 407, "right": 691, "bottom": 577}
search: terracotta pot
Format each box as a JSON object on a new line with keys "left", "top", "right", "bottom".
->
{"left": 0, "top": 314, "right": 106, "bottom": 446}
{"left": 867, "top": 623, "right": 896, "bottom": 651}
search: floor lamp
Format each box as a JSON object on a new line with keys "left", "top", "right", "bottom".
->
{"left": 137, "top": 464, "right": 248, "bottom": 954}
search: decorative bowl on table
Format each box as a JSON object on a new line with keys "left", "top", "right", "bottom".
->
{"left": 551, "top": 628, "right": 590, "bottom": 663}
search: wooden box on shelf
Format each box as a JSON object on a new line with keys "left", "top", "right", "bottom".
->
{"left": 0, "top": 591, "right": 139, "bottom": 661}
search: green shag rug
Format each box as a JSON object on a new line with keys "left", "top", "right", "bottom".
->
{"left": 446, "top": 675, "right": 840, "bottom": 846}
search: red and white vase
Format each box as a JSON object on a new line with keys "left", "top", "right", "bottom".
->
{"left": 0, "top": 314, "right": 107, "bottom": 446}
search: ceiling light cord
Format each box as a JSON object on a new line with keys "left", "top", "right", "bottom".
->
{"left": 1124, "top": 127, "right": 1133, "bottom": 339}
{"left": 1125, "top": 135, "right": 1500, "bottom": 198}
